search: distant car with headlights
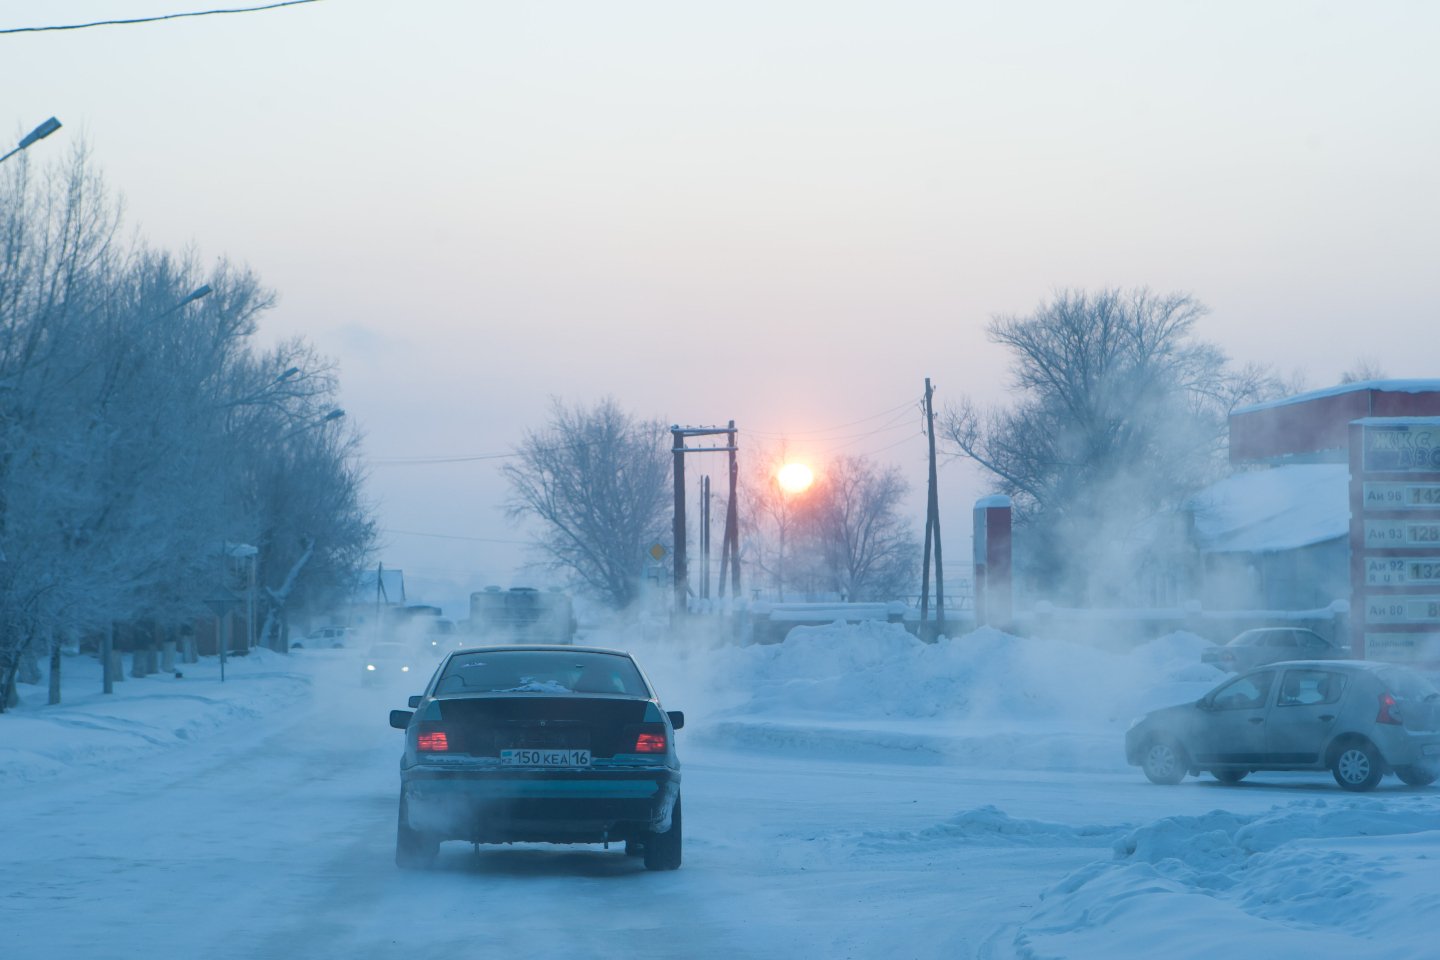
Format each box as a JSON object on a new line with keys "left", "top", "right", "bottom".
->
{"left": 363, "top": 643, "right": 415, "bottom": 686}
{"left": 388, "top": 645, "right": 683, "bottom": 871}
{"left": 1126, "top": 660, "right": 1440, "bottom": 791}
{"left": 1200, "top": 627, "right": 1348, "bottom": 672}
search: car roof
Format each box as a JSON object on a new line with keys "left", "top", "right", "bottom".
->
{"left": 1240, "top": 659, "right": 1392, "bottom": 675}
{"left": 1234, "top": 627, "right": 1324, "bottom": 637}
{"left": 447, "top": 644, "right": 631, "bottom": 657}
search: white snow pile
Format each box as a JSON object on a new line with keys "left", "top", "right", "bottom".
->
{"left": 677, "top": 620, "right": 1220, "bottom": 771}
{"left": 0, "top": 648, "right": 311, "bottom": 787}
{"left": 1017, "top": 797, "right": 1440, "bottom": 960}
{"left": 860, "top": 804, "right": 1130, "bottom": 851}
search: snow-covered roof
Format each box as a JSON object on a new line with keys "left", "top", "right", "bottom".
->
{"left": 1189, "top": 464, "right": 1349, "bottom": 553}
{"left": 1233, "top": 379, "right": 1440, "bottom": 415}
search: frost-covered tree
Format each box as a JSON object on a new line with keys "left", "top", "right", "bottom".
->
{"left": 0, "top": 145, "right": 374, "bottom": 709}
{"left": 940, "top": 287, "right": 1278, "bottom": 604}
{"left": 808, "top": 455, "right": 919, "bottom": 602}
{"left": 743, "top": 449, "right": 917, "bottom": 602}
{"left": 503, "top": 398, "right": 670, "bottom": 609}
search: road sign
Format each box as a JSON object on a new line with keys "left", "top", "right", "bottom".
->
{"left": 649, "top": 542, "right": 668, "bottom": 561}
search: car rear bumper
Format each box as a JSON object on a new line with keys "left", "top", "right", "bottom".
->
{"left": 401, "top": 766, "right": 680, "bottom": 843}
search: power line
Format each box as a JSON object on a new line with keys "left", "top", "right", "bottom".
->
{"left": 368, "top": 425, "right": 664, "bottom": 466}
{"left": 371, "top": 450, "right": 519, "bottom": 466}
{"left": 0, "top": 0, "right": 322, "bottom": 34}
{"left": 381, "top": 528, "right": 530, "bottom": 545}
{"left": 369, "top": 396, "right": 925, "bottom": 467}
{"left": 744, "top": 396, "right": 921, "bottom": 440}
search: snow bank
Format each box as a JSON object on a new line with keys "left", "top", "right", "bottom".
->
{"left": 0, "top": 649, "right": 311, "bottom": 787}
{"left": 1019, "top": 798, "right": 1440, "bottom": 960}
{"left": 629, "top": 619, "right": 1223, "bottom": 770}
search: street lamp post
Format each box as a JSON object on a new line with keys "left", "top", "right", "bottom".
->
{"left": 0, "top": 117, "right": 62, "bottom": 165}
{"left": 280, "top": 408, "right": 344, "bottom": 441}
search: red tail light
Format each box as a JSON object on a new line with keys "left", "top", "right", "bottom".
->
{"left": 634, "top": 732, "right": 667, "bottom": 753}
{"left": 1377, "top": 693, "right": 1403, "bottom": 726}
{"left": 417, "top": 730, "right": 450, "bottom": 752}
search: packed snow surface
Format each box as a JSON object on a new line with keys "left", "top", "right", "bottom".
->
{"left": 4, "top": 621, "right": 1439, "bottom": 959}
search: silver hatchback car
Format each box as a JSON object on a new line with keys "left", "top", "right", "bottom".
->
{"left": 1126, "top": 660, "right": 1440, "bottom": 791}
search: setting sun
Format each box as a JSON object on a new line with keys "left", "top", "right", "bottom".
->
{"left": 776, "top": 462, "right": 814, "bottom": 494}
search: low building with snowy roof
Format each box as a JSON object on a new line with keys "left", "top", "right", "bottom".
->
{"left": 1186, "top": 379, "right": 1440, "bottom": 612}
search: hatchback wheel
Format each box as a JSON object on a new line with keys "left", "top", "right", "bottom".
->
{"left": 1331, "top": 741, "right": 1383, "bottom": 792}
{"left": 1142, "top": 739, "right": 1187, "bottom": 785}
{"left": 1394, "top": 764, "right": 1439, "bottom": 787}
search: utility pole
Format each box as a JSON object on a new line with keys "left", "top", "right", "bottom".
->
{"left": 672, "top": 423, "right": 741, "bottom": 614}
{"left": 672, "top": 429, "right": 688, "bottom": 614}
{"left": 718, "top": 420, "right": 741, "bottom": 599}
{"left": 920, "top": 378, "right": 945, "bottom": 639}
{"left": 700, "top": 475, "right": 711, "bottom": 600}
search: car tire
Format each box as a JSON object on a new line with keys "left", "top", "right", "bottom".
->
{"left": 1212, "top": 769, "right": 1248, "bottom": 784}
{"left": 643, "top": 795, "right": 682, "bottom": 871}
{"left": 1141, "top": 739, "right": 1188, "bottom": 785}
{"left": 1394, "top": 764, "right": 1439, "bottom": 787}
{"left": 1331, "top": 741, "right": 1384, "bottom": 792}
{"left": 395, "top": 797, "right": 439, "bottom": 869}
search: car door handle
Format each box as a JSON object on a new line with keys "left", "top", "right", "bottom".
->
{"left": 1248, "top": 717, "right": 1264, "bottom": 724}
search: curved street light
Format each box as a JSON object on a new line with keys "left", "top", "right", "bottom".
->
{"left": 280, "top": 408, "right": 345, "bottom": 441}
{"left": 0, "top": 116, "right": 62, "bottom": 165}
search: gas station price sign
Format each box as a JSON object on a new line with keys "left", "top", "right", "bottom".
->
{"left": 1363, "top": 423, "right": 1440, "bottom": 472}
{"left": 1364, "top": 519, "right": 1440, "bottom": 546}
{"left": 1365, "top": 557, "right": 1440, "bottom": 586}
{"left": 1363, "top": 482, "right": 1440, "bottom": 508}
{"left": 1351, "top": 417, "right": 1440, "bottom": 663}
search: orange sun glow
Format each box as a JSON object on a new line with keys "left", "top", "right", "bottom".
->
{"left": 776, "top": 462, "right": 814, "bottom": 494}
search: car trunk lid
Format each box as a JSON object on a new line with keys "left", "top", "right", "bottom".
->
{"left": 429, "top": 695, "right": 653, "bottom": 758}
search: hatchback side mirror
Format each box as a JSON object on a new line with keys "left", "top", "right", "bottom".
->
{"left": 389, "top": 709, "right": 414, "bottom": 730}
{"left": 667, "top": 710, "right": 685, "bottom": 730}
{"left": 408, "top": 695, "right": 423, "bottom": 708}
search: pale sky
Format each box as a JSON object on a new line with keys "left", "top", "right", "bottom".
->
{"left": 4, "top": 1, "right": 1437, "bottom": 612}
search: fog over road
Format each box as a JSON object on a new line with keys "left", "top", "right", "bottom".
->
{"left": 12, "top": 645, "right": 1428, "bottom": 960}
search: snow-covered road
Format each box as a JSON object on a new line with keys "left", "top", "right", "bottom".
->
{"left": 5, "top": 628, "right": 1440, "bottom": 959}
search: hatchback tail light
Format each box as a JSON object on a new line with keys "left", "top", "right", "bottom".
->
{"left": 1377, "top": 692, "right": 1403, "bottom": 726}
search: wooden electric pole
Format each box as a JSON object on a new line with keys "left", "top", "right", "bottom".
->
{"left": 672, "top": 423, "right": 741, "bottom": 614}
{"left": 920, "top": 378, "right": 945, "bottom": 639}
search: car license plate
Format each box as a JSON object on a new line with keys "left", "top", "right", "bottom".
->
{"left": 500, "top": 748, "right": 591, "bottom": 767}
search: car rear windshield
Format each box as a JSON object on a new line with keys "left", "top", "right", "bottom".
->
{"left": 436, "top": 651, "right": 649, "bottom": 697}
{"left": 1228, "top": 631, "right": 1267, "bottom": 647}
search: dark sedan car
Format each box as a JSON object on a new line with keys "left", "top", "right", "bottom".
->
{"left": 388, "top": 645, "right": 683, "bottom": 870}
{"left": 1200, "top": 627, "right": 1348, "bottom": 672}
{"left": 1126, "top": 660, "right": 1440, "bottom": 791}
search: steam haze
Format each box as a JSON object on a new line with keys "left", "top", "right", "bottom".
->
{"left": 4, "top": 0, "right": 1436, "bottom": 604}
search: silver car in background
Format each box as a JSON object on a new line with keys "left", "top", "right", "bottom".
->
{"left": 1126, "top": 660, "right": 1440, "bottom": 791}
{"left": 1200, "top": 627, "right": 1349, "bottom": 673}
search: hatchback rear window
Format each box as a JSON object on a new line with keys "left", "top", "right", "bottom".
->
{"left": 1378, "top": 669, "right": 1440, "bottom": 701}
{"left": 435, "top": 651, "right": 649, "bottom": 697}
